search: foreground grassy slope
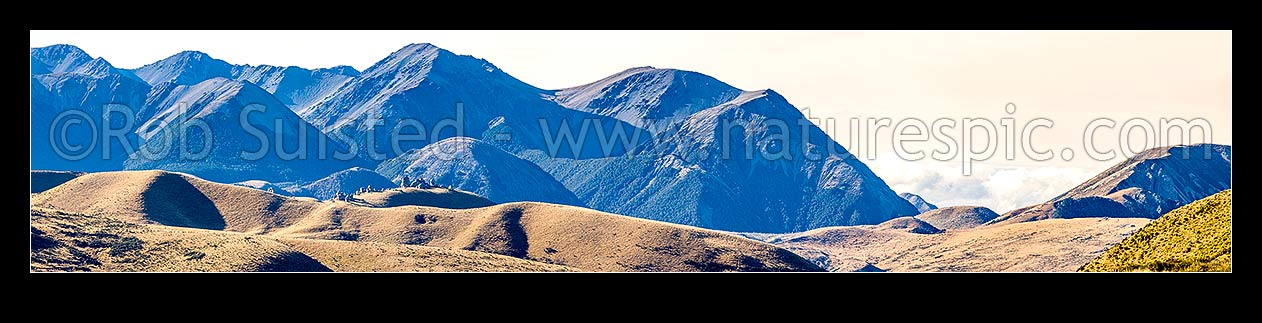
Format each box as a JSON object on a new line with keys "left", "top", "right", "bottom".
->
{"left": 31, "top": 207, "right": 573, "bottom": 272}
{"left": 32, "top": 207, "right": 329, "bottom": 272}
{"left": 1080, "top": 189, "right": 1231, "bottom": 272}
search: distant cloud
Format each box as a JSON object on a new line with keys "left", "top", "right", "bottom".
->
{"left": 871, "top": 159, "right": 1098, "bottom": 214}
{"left": 907, "top": 172, "right": 990, "bottom": 200}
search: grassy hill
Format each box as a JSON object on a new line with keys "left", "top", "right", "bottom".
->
{"left": 32, "top": 170, "right": 820, "bottom": 272}
{"left": 1080, "top": 189, "right": 1231, "bottom": 272}
{"left": 31, "top": 207, "right": 574, "bottom": 272}
{"left": 914, "top": 206, "right": 999, "bottom": 230}
{"left": 353, "top": 187, "right": 494, "bottom": 209}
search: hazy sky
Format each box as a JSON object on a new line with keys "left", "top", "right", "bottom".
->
{"left": 30, "top": 30, "right": 1232, "bottom": 212}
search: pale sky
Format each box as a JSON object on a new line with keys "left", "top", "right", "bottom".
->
{"left": 30, "top": 30, "right": 1232, "bottom": 212}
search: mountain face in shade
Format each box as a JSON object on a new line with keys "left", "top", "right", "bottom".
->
{"left": 32, "top": 45, "right": 364, "bottom": 177}
{"left": 135, "top": 50, "right": 359, "bottom": 111}
{"left": 899, "top": 193, "right": 939, "bottom": 213}
{"left": 532, "top": 83, "right": 919, "bottom": 233}
{"left": 231, "top": 64, "right": 358, "bottom": 109}
{"left": 30, "top": 45, "right": 152, "bottom": 172}
{"left": 298, "top": 43, "right": 647, "bottom": 161}
{"left": 992, "top": 144, "right": 1231, "bottom": 225}
{"left": 375, "top": 137, "right": 584, "bottom": 207}
{"left": 123, "top": 78, "right": 363, "bottom": 183}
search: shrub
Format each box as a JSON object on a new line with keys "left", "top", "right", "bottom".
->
{"left": 184, "top": 250, "right": 206, "bottom": 260}
{"left": 109, "top": 236, "right": 143, "bottom": 257}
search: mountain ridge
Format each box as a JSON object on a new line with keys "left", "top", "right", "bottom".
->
{"left": 123, "top": 77, "right": 364, "bottom": 183}
{"left": 531, "top": 80, "right": 919, "bottom": 232}
{"left": 991, "top": 144, "right": 1231, "bottom": 225}
{"left": 899, "top": 193, "right": 938, "bottom": 213}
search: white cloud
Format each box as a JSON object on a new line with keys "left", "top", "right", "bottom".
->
{"left": 870, "top": 158, "right": 1098, "bottom": 214}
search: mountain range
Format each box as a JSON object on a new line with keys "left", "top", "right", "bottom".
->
{"left": 30, "top": 42, "right": 1233, "bottom": 272}
{"left": 30, "top": 43, "right": 918, "bottom": 233}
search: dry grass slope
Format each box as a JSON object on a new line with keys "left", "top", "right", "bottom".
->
{"left": 875, "top": 217, "right": 941, "bottom": 234}
{"left": 33, "top": 170, "right": 819, "bottom": 272}
{"left": 915, "top": 206, "right": 999, "bottom": 230}
{"left": 31, "top": 207, "right": 573, "bottom": 272}
{"left": 280, "top": 238, "right": 573, "bottom": 272}
{"left": 32, "top": 207, "right": 329, "bottom": 272}
{"left": 770, "top": 217, "right": 1149, "bottom": 272}
{"left": 1080, "top": 189, "right": 1231, "bottom": 272}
